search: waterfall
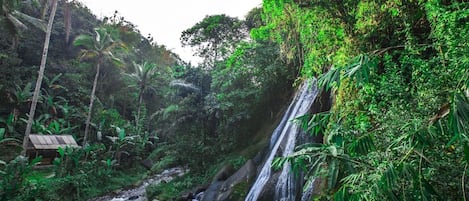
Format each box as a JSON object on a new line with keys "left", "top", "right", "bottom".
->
{"left": 245, "top": 80, "right": 318, "bottom": 201}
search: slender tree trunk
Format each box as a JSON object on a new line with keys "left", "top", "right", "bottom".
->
{"left": 136, "top": 88, "right": 144, "bottom": 135}
{"left": 83, "top": 59, "right": 101, "bottom": 145}
{"left": 63, "top": 0, "right": 72, "bottom": 44}
{"left": 23, "top": 0, "right": 58, "bottom": 152}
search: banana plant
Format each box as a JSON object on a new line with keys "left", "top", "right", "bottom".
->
{"left": 0, "top": 128, "right": 21, "bottom": 146}
{"left": 107, "top": 125, "right": 135, "bottom": 165}
{"left": 13, "top": 82, "right": 33, "bottom": 106}
{"left": 0, "top": 113, "right": 18, "bottom": 138}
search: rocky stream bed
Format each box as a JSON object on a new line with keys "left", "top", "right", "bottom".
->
{"left": 88, "top": 167, "right": 187, "bottom": 201}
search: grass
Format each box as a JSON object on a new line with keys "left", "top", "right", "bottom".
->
{"left": 21, "top": 164, "right": 148, "bottom": 200}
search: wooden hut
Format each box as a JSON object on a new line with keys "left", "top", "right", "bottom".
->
{"left": 25, "top": 134, "right": 80, "bottom": 165}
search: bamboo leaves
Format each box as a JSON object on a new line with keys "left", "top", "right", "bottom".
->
{"left": 449, "top": 92, "right": 469, "bottom": 140}
{"left": 295, "top": 111, "right": 331, "bottom": 136}
{"left": 318, "top": 54, "right": 377, "bottom": 91}
{"left": 273, "top": 142, "right": 346, "bottom": 193}
{"left": 344, "top": 54, "right": 376, "bottom": 87}
{"left": 318, "top": 66, "right": 342, "bottom": 91}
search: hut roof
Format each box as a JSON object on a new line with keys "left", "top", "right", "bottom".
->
{"left": 28, "top": 134, "right": 79, "bottom": 150}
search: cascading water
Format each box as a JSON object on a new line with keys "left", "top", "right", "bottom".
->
{"left": 245, "top": 80, "right": 318, "bottom": 201}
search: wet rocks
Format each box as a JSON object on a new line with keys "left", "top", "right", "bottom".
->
{"left": 196, "top": 159, "right": 256, "bottom": 201}
{"left": 89, "top": 167, "right": 187, "bottom": 201}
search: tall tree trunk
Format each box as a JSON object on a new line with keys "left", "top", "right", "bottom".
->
{"left": 63, "top": 0, "right": 72, "bottom": 44}
{"left": 23, "top": 0, "right": 58, "bottom": 152}
{"left": 83, "top": 59, "right": 101, "bottom": 145}
{"left": 136, "top": 88, "right": 144, "bottom": 135}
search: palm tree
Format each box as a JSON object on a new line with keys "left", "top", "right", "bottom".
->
{"left": 1, "top": 0, "right": 46, "bottom": 48}
{"left": 74, "top": 27, "right": 124, "bottom": 145}
{"left": 23, "top": 0, "right": 58, "bottom": 151}
{"left": 124, "top": 62, "right": 160, "bottom": 134}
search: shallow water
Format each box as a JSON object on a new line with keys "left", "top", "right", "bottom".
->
{"left": 88, "top": 167, "right": 186, "bottom": 201}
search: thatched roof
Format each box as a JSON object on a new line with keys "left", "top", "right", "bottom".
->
{"left": 28, "top": 134, "right": 79, "bottom": 150}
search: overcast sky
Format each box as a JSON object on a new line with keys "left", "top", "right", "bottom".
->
{"left": 78, "top": 0, "right": 262, "bottom": 64}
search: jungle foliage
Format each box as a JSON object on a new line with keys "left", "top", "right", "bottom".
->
{"left": 264, "top": 0, "right": 469, "bottom": 200}
{"left": 0, "top": 1, "right": 294, "bottom": 200}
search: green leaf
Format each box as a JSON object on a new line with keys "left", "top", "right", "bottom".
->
{"left": 57, "top": 146, "right": 64, "bottom": 157}
{"left": 328, "top": 159, "right": 339, "bottom": 189}
{"left": 447, "top": 92, "right": 469, "bottom": 146}
{"left": 73, "top": 34, "right": 94, "bottom": 49}
{"left": 53, "top": 157, "right": 61, "bottom": 166}
{"left": 30, "top": 156, "right": 42, "bottom": 166}
{"left": 344, "top": 54, "right": 376, "bottom": 86}
{"left": 116, "top": 126, "right": 125, "bottom": 140}
{"left": 318, "top": 66, "right": 342, "bottom": 91}
{"left": 349, "top": 134, "right": 375, "bottom": 155}
{"left": 0, "top": 128, "right": 5, "bottom": 140}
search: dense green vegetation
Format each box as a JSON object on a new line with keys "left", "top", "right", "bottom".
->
{"left": 0, "top": 1, "right": 293, "bottom": 200}
{"left": 265, "top": 0, "right": 469, "bottom": 200}
{"left": 1, "top": 0, "right": 467, "bottom": 200}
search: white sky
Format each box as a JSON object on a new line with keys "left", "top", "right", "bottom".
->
{"left": 78, "top": 0, "right": 262, "bottom": 64}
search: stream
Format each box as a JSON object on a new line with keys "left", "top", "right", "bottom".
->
{"left": 88, "top": 167, "right": 187, "bottom": 201}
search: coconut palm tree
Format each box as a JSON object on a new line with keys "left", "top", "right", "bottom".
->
{"left": 124, "top": 62, "right": 160, "bottom": 134}
{"left": 23, "top": 0, "right": 58, "bottom": 151}
{"left": 74, "top": 27, "right": 124, "bottom": 145}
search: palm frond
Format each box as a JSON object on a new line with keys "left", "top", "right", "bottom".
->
{"left": 73, "top": 34, "right": 94, "bottom": 49}
{"left": 78, "top": 50, "right": 97, "bottom": 61}
{"left": 5, "top": 12, "right": 28, "bottom": 30}
{"left": 106, "top": 52, "right": 124, "bottom": 67}
{"left": 12, "top": 10, "right": 46, "bottom": 31}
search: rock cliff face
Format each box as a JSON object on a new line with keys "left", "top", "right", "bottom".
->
{"left": 201, "top": 160, "right": 256, "bottom": 201}
{"left": 198, "top": 80, "right": 333, "bottom": 201}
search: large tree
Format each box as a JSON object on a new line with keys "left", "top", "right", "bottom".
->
{"left": 180, "top": 14, "right": 247, "bottom": 68}
{"left": 73, "top": 27, "right": 124, "bottom": 145}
